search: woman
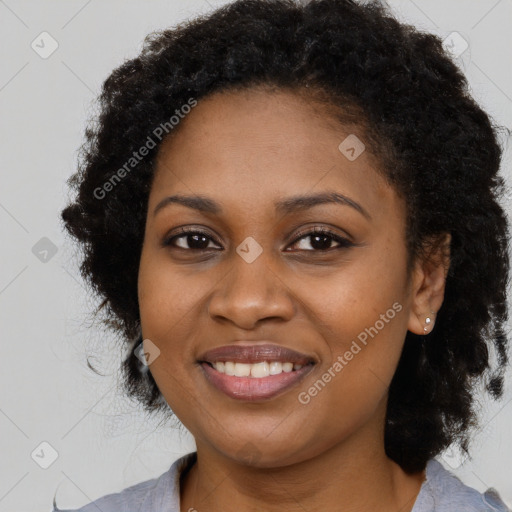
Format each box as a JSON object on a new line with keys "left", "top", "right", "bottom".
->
{"left": 54, "top": 0, "right": 511, "bottom": 510}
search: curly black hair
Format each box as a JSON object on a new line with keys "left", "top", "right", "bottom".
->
{"left": 60, "top": 0, "right": 511, "bottom": 473}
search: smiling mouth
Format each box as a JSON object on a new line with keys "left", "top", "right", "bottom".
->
{"left": 202, "top": 360, "right": 312, "bottom": 377}
{"left": 197, "top": 343, "right": 316, "bottom": 401}
{"left": 200, "top": 361, "right": 315, "bottom": 401}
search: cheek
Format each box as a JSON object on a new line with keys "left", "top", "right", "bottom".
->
{"left": 290, "top": 289, "right": 407, "bottom": 455}
{"left": 138, "top": 246, "right": 209, "bottom": 342}
{"left": 137, "top": 256, "right": 198, "bottom": 417}
{"left": 137, "top": 247, "right": 220, "bottom": 410}
{"left": 298, "top": 245, "right": 409, "bottom": 348}
{"left": 297, "top": 271, "right": 407, "bottom": 395}
{"left": 293, "top": 240, "right": 410, "bottom": 410}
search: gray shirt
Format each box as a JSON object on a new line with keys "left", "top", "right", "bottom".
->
{"left": 52, "top": 452, "right": 510, "bottom": 511}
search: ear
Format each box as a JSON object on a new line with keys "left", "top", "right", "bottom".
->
{"left": 407, "top": 233, "right": 451, "bottom": 335}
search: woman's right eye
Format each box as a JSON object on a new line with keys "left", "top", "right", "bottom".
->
{"left": 163, "top": 228, "right": 221, "bottom": 251}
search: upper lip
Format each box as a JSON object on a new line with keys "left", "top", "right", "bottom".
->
{"left": 198, "top": 343, "right": 316, "bottom": 365}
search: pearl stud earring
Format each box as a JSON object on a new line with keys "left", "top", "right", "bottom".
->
{"left": 423, "top": 311, "right": 436, "bottom": 333}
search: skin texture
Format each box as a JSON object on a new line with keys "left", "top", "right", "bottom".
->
{"left": 137, "top": 87, "right": 450, "bottom": 512}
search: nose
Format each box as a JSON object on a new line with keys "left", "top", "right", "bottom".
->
{"left": 207, "top": 249, "right": 295, "bottom": 330}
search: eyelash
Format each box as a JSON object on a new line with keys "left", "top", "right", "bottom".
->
{"left": 162, "top": 226, "right": 355, "bottom": 252}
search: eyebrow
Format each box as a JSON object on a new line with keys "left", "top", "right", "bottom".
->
{"left": 153, "top": 191, "right": 371, "bottom": 220}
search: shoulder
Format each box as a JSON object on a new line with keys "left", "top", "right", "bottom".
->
{"left": 413, "top": 458, "right": 511, "bottom": 512}
{"left": 51, "top": 452, "right": 197, "bottom": 512}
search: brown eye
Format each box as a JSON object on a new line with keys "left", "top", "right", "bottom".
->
{"left": 288, "top": 227, "right": 355, "bottom": 252}
{"left": 163, "top": 228, "right": 221, "bottom": 251}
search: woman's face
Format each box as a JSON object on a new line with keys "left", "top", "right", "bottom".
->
{"left": 138, "top": 87, "right": 423, "bottom": 467}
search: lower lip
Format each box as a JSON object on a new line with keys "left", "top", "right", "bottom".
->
{"left": 200, "top": 363, "right": 314, "bottom": 401}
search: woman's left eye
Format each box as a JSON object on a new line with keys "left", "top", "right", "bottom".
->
{"left": 288, "top": 227, "right": 355, "bottom": 252}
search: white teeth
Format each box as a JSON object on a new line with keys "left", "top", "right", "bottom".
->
{"left": 250, "top": 362, "right": 269, "bottom": 378}
{"left": 210, "top": 361, "right": 306, "bottom": 377}
{"left": 282, "top": 362, "right": 293, "bottom": 373}
{"left": 269, "top": 361, "right": 282, "bottom": 375}
{"left": 224, "top": 361, "right": 235, "bottom": 376}
{"left": 234, "top": 363, "right": 251, "bottom": 377}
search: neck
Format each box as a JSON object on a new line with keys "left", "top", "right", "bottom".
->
{"left": 179, "top": 414, "right": 426, "bottom": 512}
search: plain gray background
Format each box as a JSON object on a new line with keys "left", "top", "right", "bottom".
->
{"left": 1, "top": 0, "right": 511, "bottom": 510}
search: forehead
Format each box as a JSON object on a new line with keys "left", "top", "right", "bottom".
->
{"left": 150, "top": 87, "right": 397, "bottom": 220}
